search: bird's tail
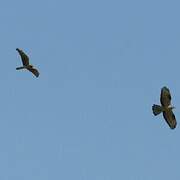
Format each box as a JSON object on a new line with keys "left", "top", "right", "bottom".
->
{"left": 152, "top": 104, "right": 163, "bottom": 116}
{"left": 16, "top": 67, "right": 25, "bottom": 70}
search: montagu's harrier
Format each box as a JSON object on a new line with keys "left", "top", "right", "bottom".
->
{"left": 16, "top": 48, "right": 39, "bottom": 77}
{"left": 152, "top": 86, "right": 177, "bottom": 129}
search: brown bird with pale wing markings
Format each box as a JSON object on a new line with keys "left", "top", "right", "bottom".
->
{"left": 16, "top": 48, "right": 39, "bottom": 77}
{"left": 152, "top": 86, "right": 177, "bottom": 129}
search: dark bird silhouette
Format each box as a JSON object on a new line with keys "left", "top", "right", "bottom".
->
{"left": 152, "top": 86, "right": 177, "bottom": 129}
{"left": 16, "top": 48, "right": 39, "bottom": 77}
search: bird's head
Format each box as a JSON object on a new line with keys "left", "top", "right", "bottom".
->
{"left": 170, "top": 106, "right": 175, "bottom": 110}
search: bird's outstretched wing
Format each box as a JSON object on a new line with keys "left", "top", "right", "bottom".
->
{"left": 160, "top": 86, "right": 171, "bottom": 107}
{"left": 27, "top": 67, "right": 39, "bottom": 77}
{"left": 163, "top": 109, "right": 177, "bottom": 129}
{"left": 16, "top": 48, "right": 29, "bottom": 66}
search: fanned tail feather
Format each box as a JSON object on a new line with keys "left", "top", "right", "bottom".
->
{"left": 152, "top": 104, "right": 163, "bottom": 116}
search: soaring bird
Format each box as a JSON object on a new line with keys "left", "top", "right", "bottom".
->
{"left": 16, "top": 48, "right": 39, "bottom": 77}
{"left": 152, "top": 86, "right": 177, "bottom": 129}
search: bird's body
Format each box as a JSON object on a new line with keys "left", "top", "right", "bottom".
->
{"left": 16, "top": 48, "right": 39, "bottom": 77}
{"left": 152, "top": 86, "right": 177, "bottom": 129}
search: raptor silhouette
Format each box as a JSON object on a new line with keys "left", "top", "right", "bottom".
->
{"left": 152, "top": 86, "right": 177, "bottom": 129}
{"left": 16, "top": 48, "right": 39, "bottom": 77}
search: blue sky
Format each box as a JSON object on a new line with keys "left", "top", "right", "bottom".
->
{"left": 0, "top": 0, "right": 180, "bottom": 179}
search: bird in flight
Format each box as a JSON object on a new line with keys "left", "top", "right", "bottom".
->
{"left": 16, "top": 48, "right": 39, "bottom": 77}
{"left": 152, "top": 86, "right": 177, "bottom": 129}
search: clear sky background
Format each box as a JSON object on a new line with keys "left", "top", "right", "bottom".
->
{"left": 0, "top": 0, "right": 180, "bottom": 179}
